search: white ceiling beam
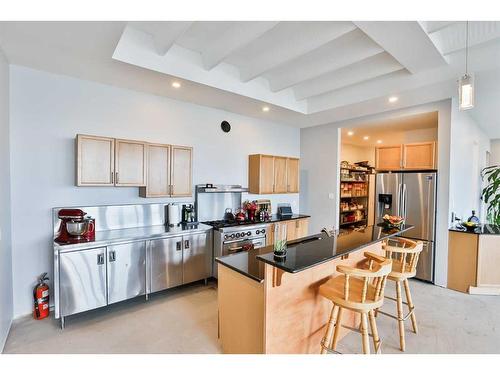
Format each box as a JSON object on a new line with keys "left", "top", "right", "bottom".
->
{"left": 267, "top": 29, "right": 383, "bottom": 92}
{"left": 228, "top": 22, "right": 357, "bottom": 82}
{"left": 294, "top": 52, "right": 404, "bottom": 100}
{"left": 129, "top": 21, "right": 193, "bottom": 55}
{"left": 199, "top": 22, "right": 279, "bottom": 70}
{"left": 354, "top": 21, "right": 448, "bottom": 74}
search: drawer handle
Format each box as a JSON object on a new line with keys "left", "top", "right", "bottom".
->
{"left": 176, "top": 241, "right": 182, "bottom": 251}
{"left": 109, "top": 250, "right": 116, "bottom": 262}
{"left": 97, "top": 254, "right": 105, "bottom": 265}
{"left": 184, "top": 240, "right": 190, "bottom": 249}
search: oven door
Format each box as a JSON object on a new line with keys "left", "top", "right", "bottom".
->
{"left": 222, "top": 236, "right": 266, "bottom": 256}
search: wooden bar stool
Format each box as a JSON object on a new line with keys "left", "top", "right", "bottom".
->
{"left": 376, "top": 238, "right": 424, "bottom": 352}
{"left": 319, "top": 252, "right": 392, "bottom": 354}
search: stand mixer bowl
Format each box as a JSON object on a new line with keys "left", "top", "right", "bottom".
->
{"left": 66, "top": 220, "right": 89, "bottom": 236}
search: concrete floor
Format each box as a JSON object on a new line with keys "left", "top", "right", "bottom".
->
{"left": 4, "top": 279, "right": 500, "bottom": 354}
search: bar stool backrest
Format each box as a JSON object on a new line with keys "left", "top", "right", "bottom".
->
{"left": 336, "top": 252, "right": 393, "bottom": 305}
{"left": 383, "top": 238, "right": 424, "bottom": 276}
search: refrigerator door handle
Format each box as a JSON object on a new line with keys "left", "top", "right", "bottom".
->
{"left": 402, "top": 184, "right": 408, "bottom": 219}
{"left": 397, "top": 183, "right": 402, "bottom": 217}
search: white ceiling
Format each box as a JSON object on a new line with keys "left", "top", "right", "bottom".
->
{"left": 340, "top": 111, "right": 438, "bottom": 146}
{"left": 1, "top": 21, "right": 500, "bottom": 137}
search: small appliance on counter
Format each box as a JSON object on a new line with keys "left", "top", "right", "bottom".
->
{"left": 55, "top": 209, "right": 95, "bottom": 244}
{"left": 182, "top": 204, "right": 197, "bottom": 224}
{"left": 167, "top": 203, "right": 181, "bottom": 227}
{"left": 277, "top": 204, "right": 293, "bottom": 219}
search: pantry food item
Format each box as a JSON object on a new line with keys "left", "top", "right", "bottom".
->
{"left": 382, "top": 214, "right": 405, "bottom": 227}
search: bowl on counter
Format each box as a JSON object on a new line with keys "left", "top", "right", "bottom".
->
{"left": 460, "top": 221, "right": 480, "bottom": 232}
{"left": 382, "top": 214, "right": 405, "bottom": 228}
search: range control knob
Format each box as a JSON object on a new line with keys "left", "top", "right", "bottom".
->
{"left": 224, "top": 235, "right": 229, "bottom": 240}
{"left": 230, "top": 234, "right": 235, "bottom": 239}
{"left": 241, "top": 232, "right": 246, "bottom": 237}
{"left": 236, "top": 233, "right": 241, "bottom": 238}
{"left": 256, "top": 230, "right": 260, "bottom": 235}
{"left": 261, "top": 229, "right": 266, "bottom": 234}
{"left": 246, "top": 231, "right": 251, "bottom": 236}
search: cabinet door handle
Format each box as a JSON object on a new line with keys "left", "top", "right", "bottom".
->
{"left": 176, "top": 241, "right": 182, "bottom": 251}
{"left": 109, "top": 250, "right": 116, "bottom": 262}
{"left": 97, "top": 253, "right": 105, "bottom": 265}
{"left": 111, "top": 171, "right": 114, "bottom": 184}
{"left": 184, "top": 240, "right": 190, "bottom": 249}
{"left": 115, "top": 172, "right": 119, "bottom": 183}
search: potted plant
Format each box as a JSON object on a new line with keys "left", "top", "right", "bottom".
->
{"left": 481, "top": 165, "right": 500, "bottom": 225}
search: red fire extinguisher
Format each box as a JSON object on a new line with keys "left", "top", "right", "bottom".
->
{"left": 33, "top": 273, "right": 50, "bottom": 320}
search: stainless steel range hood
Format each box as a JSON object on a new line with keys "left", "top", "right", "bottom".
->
{"left": 195, "top": 184, "right": 249, "bottom": 193}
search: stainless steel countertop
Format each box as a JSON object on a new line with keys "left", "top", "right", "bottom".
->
{"left": 54, "top": 223, "right": 213, "bottom": 252}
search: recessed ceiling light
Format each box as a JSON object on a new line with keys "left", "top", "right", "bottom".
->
{"left": 377, "top": 140, "right": 383, "bottom": 144}
{"left": 262, "top": 106, "right": 270, "bottom": 112}
{"left": 172, "top": 82, "right": 181, "bottom": 88}
{"left": 388, "top": 96, "right": 398, "bottom": 103}
{"left": 347, "top": 131, "right": 354, "bottom": 136}
{"left": 363, "top": 136, "right": 369, "bottom": 141}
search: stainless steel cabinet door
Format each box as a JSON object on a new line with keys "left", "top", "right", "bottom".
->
{"left": 59, "top": 247, "right": 107, "bottom": 316}
{"left": 149, "top": 236, "right": 183, "bottom": 292}
{"left": 107, "top": 241, "right": 146, "bottom": 304}
{"left": 183, "top": 232, "right": 211, "bottom": 284}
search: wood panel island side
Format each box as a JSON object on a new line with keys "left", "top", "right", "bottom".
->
{"left": 215, "top": 224, "right": 413, "bottom": 354}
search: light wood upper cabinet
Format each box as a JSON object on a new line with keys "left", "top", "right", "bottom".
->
{"left": 273, "top": 157, "right": 288, "bottom": 193}
{"left": 403, "top": 142, "right": 436, "bottom": 170}
{"left": 171, "top": 146, "right": 193, "bottom": 197}
{"left": 140, "top": 144, "right": 171, "bottom": 197}
{"left": 375, "top": 145, "right": 403, "bottom": 171}
{"left": 376, "top": 142, "right": 436, "bottom": 171}
{"left": 76, "top": 135, "right": 193, "bottom": 197}
{"left": 114, "top": 139, "right": 147, "bottom": 186}
{"left": 249, "top": 154, "right": 300, "bottom": 194}
{"left": 287, "top": 158, "right": 300, "bottom": 193}
{"left": 76, "top": 134, "right": 115, "bottom": 186}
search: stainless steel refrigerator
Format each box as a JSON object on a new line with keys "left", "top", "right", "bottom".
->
{"left": 375, "top": 172, "right": 437, "bottom": 283}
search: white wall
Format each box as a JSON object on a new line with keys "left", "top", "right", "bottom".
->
{"left": 490, "top": 139, "right": 500, "bottom": 166}
{"left": 341, "top": 144, "right": 375, "bottom": 165}
{"left": 300, "top": 124, "right": 340, "bottom": 234}
{"left": 449, "top": 97, "right": 491, "bottom": 222}
{"left": 0, "top": 48, "right": 13, "bottom": 351}
{"left": 301, "top": 101, "right": 452, "bottom": 287}
{"left": 9, "top": 66, "right": 301, "bottom": 317}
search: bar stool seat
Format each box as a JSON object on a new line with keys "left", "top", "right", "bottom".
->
{"left": 376, "top": 237, "right": 424, "bottom": 352}
{"left": 319, "top": 276, "right": 382, "bottom": 312}
{"left": 319, "top": 252, "right": 392, "bottom": 354}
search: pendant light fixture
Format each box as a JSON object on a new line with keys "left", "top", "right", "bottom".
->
{"left": 459, "top": 21, "right": 474, "bottom": 110}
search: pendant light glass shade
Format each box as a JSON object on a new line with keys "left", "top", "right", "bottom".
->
{"left": 459, "top": 73, "right": 474, "bottom": 111}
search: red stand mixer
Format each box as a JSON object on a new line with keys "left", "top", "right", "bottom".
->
{"left": 55, "top": 209, "right": 95, "bottom": 244}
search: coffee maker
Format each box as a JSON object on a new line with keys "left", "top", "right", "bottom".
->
{"left": 181, "top": 204, "right": 197, "bottom": 224}
{"left": 55, "top": 209, "right": 95, "bottom": 243}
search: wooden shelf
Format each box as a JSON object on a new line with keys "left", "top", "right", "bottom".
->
{"left": 339, "top": 219, "right": 367, "bottom": 226}
{"left": 340, "top": 179, "right": 368, "bottom": 183}
{"left": 340, "top": 208, "right": 367, "bottom": 214}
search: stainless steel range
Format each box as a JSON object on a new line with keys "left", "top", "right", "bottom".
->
{"left": 211, "top": 222, "right": 268, "bottom": 277}
{"left": 194, "top": 184, "right": 270, "bottom": 278}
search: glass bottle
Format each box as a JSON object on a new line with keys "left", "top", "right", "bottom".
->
{"left": 273, "top": 223, "right": 287, "bottom": 257}
{"left": 467, "top": 210, "right": 480, "bottom": 224}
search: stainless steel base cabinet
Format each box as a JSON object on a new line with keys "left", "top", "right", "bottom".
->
{"left": 149, "top": 236, "right": 184, "bottom": 293}
{"left": 183, "top": 232, "right": 211, "bottom": 284}
{"left": 59, "top": 247, "right": 107, "bottom": 317}
{"left": 107, "top": 241, "right": 146, "bottom": 304}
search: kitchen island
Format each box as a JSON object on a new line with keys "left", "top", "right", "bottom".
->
{"left": 215, "top": 224, "right": 413, "bottom": 354}
{"left": 448, "top": 224, "right": 500, "bottom": 295}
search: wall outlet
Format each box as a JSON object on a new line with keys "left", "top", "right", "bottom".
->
{"left": 328, "top": 193, "right": 335, "bottom": 200}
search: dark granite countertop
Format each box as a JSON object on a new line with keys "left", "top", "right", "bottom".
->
{"left": 215, "top": 223, "right": 413, "bottom": 282}
{"left": 449, "top": 224, "right": 500, "bottom": 235}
